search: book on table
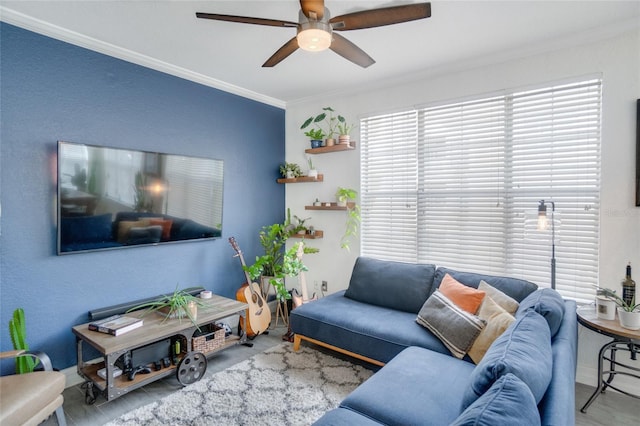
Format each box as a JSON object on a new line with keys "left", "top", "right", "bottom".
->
{"left": 88, "top": 314, "right": 143, "bottom": 336}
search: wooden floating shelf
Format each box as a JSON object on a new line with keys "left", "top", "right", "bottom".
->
{"left": 305, "top": 202, "right": 355, "bottom": 211}
{"left": 305, "top": 141, "right": 356, "bottom": 154}
{"left": 289, "top": 230, "right": 323, "bottom": 239}
{"left": 277, "top": 174, "right": 324, "bottom": 184}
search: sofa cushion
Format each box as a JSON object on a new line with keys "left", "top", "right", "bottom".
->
{"left": 439, "top": 274, "right": 486, "bottom": 313}
{"left": 416, "top": 291, "right": 485, "bottom": 359}
{"left": 516, "top": 288, "right": 565, "bottom": 338}
{"left": 468, "top": 296, "right": 515, "bottom": 364}
{"left": 148, "top": 218, "right": 173, "bottom": 240}
{"left": 313, "top": 408, "right": 385, "bottom": 425}
{"left": 340, "top": 346, "right": 476, "bottom": 426}
{"left": 462, "top": 310, "right": 552, "bottom": 409}
{"left": 451, "top": 373, "right": 541, "bottom": 426}
{"left": 434, "top": 267, "right": 538, "bottom": 302}
{"left": 61, "top": 213, "right": 113, "bottom": 244}
{"left": 291, "top": 291, "right": 453, "bottom": 363}
{"left": 479, "top": 280, "right": 519, "bottom": 314}
{"left": 344, "top": 257, "right": 437, "bottom": 314}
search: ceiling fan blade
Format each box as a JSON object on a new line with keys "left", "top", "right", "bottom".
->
{"left": 330, "top": 33, "right": 375, "bottom": 68}
{"left": 263, "top": 37, "right": 300, "bottom": 67}
{"left": 196, "top": 12, "right": 297, "bottom": 28}
{"left": 330, "top": 2, "right": 431, "bottom": 31}
{"left": 300, "top": 0, "right": 325, "bottom": 20}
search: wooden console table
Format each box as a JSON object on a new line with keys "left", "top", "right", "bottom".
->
{"left": 577, "top": 304, "right": 640, "bottom": 413}
{"left": 72, "top": 294, "right": 248, "bottom": 403}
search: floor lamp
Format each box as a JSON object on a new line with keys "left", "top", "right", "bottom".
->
{"left": 537, "top": 200, "right": 556, "bottom": 290}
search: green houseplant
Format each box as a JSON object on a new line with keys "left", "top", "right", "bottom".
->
{"left": 279, "top": 162, "right": 302, "bottom": 178}
{"left": 336, "top": 187, "right": 361, "bottom": 250}
{"left": 9, "top": 308, "right": 36, "bottom": 374}
{"left": 337, "top": 117, "right": 354, "bottom": 144}
{"left": 301, "top": 107, "right": 346, "bottom": 146}
{"left": 594, "top": 286, "right": 640, "bottom": 329}
{"left": 128, "top": 285, "right": 204, "bottom": 328}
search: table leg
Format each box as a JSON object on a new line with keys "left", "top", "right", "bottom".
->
{"left": 581, "top": 340, "right": 615, "bottom": 413}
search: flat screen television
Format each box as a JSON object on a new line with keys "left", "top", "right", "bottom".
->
{"left": 57, "top": 141, "right": 224, "bottom": 254}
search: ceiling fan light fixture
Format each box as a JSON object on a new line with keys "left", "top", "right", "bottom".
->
{"left": 297, "top": 21, "right": 332, "bottom": 52}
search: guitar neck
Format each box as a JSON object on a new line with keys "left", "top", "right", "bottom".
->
{"left": 229, "top": 237, "right": 258, "bottom": 295}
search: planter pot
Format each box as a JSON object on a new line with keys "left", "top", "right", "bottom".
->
{"left": 596, "top": 296, "right": 616, "bottom": 320}
{"left": 158, "top": 302, "right": 197, "bottom": 321}
{"left": 337, "top": 199, "right": 347, "bottom": 207}
{"left": 308, "top": 169, "right": 318, "bottom": 179}
{"left": 339, "top": 135, "right": 351, "bottom": 144}
{"left": 617, "top": 308, "right": 640, "bottom": 330}
{"left": 325, "top": 138, "right": 335, "bottom": 146}
{"left": 310, "top": 140, "right": 323, "bottom": 149}
{"left": 286, "top": 170, "right": 294, "bottom": 179}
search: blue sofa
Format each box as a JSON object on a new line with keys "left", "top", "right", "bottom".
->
{"left": 290, "top": 257, "right": 577, "bottom": 425}
{"left": 59, "top": 211, "right": 221, "bottom": 252}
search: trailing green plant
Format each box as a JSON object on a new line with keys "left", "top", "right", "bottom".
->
{"left": 596, "top": 286, "right": 640, "bottom": 312}
{"left": 127, "top": 285, "right": 204, "bottom": 328}
{"left": 9, "top": 308, "right": 36, "bottom": 374}
{"left": 279, "top": 162, "right": 303, "bottom": 178}
{"left": 301, "top": 107, "right": 346, "bottom": 140}
{"left": 336, "top": 187, "right": 361, "bottom": 250}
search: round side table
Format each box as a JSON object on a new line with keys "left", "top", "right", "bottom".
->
{"left": 577, "top": 304, "right": 640, "bottom": 413}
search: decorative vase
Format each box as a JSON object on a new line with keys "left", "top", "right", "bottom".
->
{"left": 308, "top": 169, "right": 318, "bottom": 179}
{"left": 339, "top": 135, "right": 350, "bottom": 144}
{"left": 617, "top": 308, "right": 640, "bottom": 330}
{"left": 310, "top": 139, "right": 323, "bottom": 149}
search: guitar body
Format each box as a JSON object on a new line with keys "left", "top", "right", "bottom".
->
{"left": 229, "top": 237, "right": 271, "bottom": 339}
{"left": 236, "top": 282, "right": 271, "bottom": 337}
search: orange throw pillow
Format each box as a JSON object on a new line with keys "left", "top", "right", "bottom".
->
{"left": 438, "top": 273, "right": 486, "bottom": 314}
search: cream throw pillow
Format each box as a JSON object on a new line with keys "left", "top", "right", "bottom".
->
{"left": 468, "top": 295, "right": 515, "bottom": 364}
{"left": 117, "top": 220, "right": 147, "bottom": 243}
{"left": 478, "top": 280, "right": 519, "bottom": 315}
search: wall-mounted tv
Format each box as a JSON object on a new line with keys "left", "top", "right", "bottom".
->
{"left": 57, "top": 141, "right": 223, "bottom": 254}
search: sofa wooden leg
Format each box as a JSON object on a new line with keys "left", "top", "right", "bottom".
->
{"left": 293, "top": 334, "right": 301, "bottom": 351}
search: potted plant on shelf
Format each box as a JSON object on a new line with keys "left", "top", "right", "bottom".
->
{"left": 593, "top": 287, "right": 640, "bottom": 330}
{"left": 307, "top": 157, "right": 318, "bottom": 179}
{"left": 336, "top": 187, "right": 361, "bottom": 250}
{"left": 301, "top": 107, "right": 345, "bottom": 147}
{"left": 127, "top": 285, "right": 204, "bottom": 328}
{"left": 279, "top": 162, "right": 302, "bottom": 179}
{"left": 337, "top": 117, "right": 354, "bottom": 145}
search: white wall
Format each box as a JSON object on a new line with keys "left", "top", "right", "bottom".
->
{"left": 284, "top": 28, "right": 640, "bottom": 389}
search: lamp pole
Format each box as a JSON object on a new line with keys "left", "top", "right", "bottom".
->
{"left": 538, "top": 200, "right": 556, "bottom": 290}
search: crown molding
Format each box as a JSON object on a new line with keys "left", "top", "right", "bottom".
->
{"left": 0, "top": 6, "right": 286, "bottom": 109}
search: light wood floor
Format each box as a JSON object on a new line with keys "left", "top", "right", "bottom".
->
{"left": 44, "top": 322, "right": 638, "bottom": 425}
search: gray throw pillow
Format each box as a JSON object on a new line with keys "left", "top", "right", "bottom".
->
{"left": 416, "top": 291, "right": 486, "bottom": 359}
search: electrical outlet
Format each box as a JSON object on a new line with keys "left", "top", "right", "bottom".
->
{"left": 314, "top": 280, "right": 319, "bottom": 291}
{"left": 321, "top": 281, "right": 328, "bottom": 292}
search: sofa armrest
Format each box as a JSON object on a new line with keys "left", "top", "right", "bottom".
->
{"left": 539, "top": 299, "right": 577, "bottom": 426}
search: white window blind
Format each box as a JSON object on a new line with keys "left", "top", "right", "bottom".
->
{"left": 361, "top": 78, "right": 601, "bottom": 303}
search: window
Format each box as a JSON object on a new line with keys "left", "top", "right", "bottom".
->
{"left": 361, "top": 78, "right": 601, "bottom": 303}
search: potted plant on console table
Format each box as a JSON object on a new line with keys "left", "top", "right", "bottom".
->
{"left": 128, "top": 285, "right": 204, "bottom": 328}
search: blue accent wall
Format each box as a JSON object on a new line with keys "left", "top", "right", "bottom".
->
{"left": 0, "top": 23, "right": 285, "bottom": 370}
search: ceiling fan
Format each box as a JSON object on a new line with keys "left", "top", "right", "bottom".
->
{"left": 196, "top": 1, "right": 431, "bottom": 68}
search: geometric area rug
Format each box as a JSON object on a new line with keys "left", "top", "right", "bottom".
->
{"left": 104, "top": 343, "right": 374, "bottom": 426}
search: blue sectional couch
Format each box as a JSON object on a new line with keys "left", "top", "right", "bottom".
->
{"left": 290, "top": 257, "right": 577, "bottom": 425}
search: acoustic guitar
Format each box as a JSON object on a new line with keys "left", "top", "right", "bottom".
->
{"left": 291, "top": 242, "right": 317, "bottom": 309}
{"left": 229, "top": 237, "right": 271, "bottom": 338}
